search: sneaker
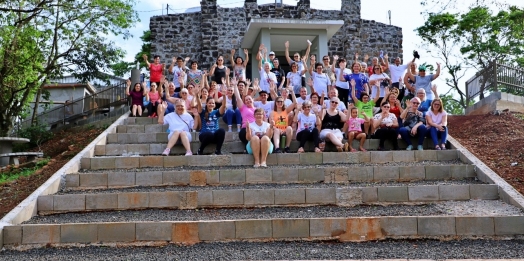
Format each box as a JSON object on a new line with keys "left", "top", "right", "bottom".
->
{"left": 441, "top": 144, "right": 447, "bottom": 150}
{"left": 162, "top": 148, "right": 170, "bottom": 156}
{"left": 274, "top": 148, "right": 282, "bottom": 153}
{"left": 284, "top": 147, "right": 291, "bottom": 153}
{"left": 215, "top": 150, "right": 222, "bottom": 155}
{"left": 185, "top": 151, "right": 193, "bottom": 156}
{"left": 417, "top": 145, "right": 423, "bottom": 151}
{"left": 406, "top": 145, "right": 413, "bottom": 151}
{"left": 260, "top": 162, "right": 267, "bottom": 168}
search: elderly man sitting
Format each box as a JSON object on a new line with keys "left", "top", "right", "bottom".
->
{"left": 399, "top": 97, "right": 428, "bottom": 150}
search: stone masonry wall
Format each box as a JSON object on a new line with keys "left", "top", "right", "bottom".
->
{"left": 150, "top": 0, "right": 403, "bottom": 71}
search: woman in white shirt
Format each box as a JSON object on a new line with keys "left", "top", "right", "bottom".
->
{"left": 293, "top": 101, "right": 322, "bottom": 153}
{"left": 332, "top": 55, "right": 351, "bottom": 106}
{"left": 368, "top": 65, "right": 391, "bottom": 107}
{"left": 246, "top": 108, "right": 274, "bottom": 168}
{"left": 308, "top": 56, "right": 331, "bottom": 96}
{"left": 158, "top": 100, "right": 197, "bottom": 156}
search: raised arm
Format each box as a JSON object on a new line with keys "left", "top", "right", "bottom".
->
{"left": 350, "top": 79, "right": 359, "bottom": 104}
{"left": 168, "top": 57, "right": 176, "bottom": 74}
{"left": 243, "top": 49, "right": 249, "bottom": 67}
{"left": 308, "top": 55, "right": 315, "bottom": 76}
{"left": 406, "top": 62, "right": 416, "bottom": 82}
{"left": 142, "top": 54, "right": 151, "bottom": 68}
{"left": 331, "top": 55, "right": 339, "bottom": 73}
{"left": 284, "top": 41, "right": 292, "bottom": 64}
{"left": 404, "top": 73, "right": 415, "bottom": 93}
{"left": 258, "top": 54, "right": 263, "bottom": 71}
{"left": 269, "top": 81, "right": 278, "bottom": 101}
{"left": 195, "top": 88, "right": 203, "bottom": 113}
{"left": 183, "top": 57, "right": 190, "bottom": 68}
{"left": 431, "top": 84, "right": 439, "bottom": 99}
{"left": 432, "top": 62, "right": 441, "bottom": 81}
{"left": 382, "top": 53, "right": 389, "bottom": 71}
{"left": 233, "top": 82, "right": 244, "bottom": 108}
{"left": 125, "top": 79, "right": 131, "bottom": 96}
{"left": 304, "top": 40, "right": 312, "bottom": 62}
{"left": 157, "top": 101, "right": 168, "bottom": 124}
{"left": 219, "top": 93, "right": 226, "bottom": 115}
{"left": 300, "top": 56, "right": 308, "bottom": 76}
{"left": 286, "top": 88, "right": 298, "bottom": 113}
{"left": 338, "top": 61, "right": 347, "bottom": 82}
{"left": 229, "top": 49, "right": 236, "bottom": 66}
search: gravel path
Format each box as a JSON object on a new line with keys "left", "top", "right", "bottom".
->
{"left": 78, "top": 159, "right": 465, "bottom": 173}
{"left": 59, "top": 178, "right": 483, "bottom": 194}
{"left": 2, "top": 239, "right": 524, "bottom": 260}
{"left": 24, "top": 200, "right": 523, "bottom": 224}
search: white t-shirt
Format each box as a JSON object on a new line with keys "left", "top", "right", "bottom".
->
{"left": 259, "top": 69, "right": 277, "bottom": 92}
{"left": 290, "top": 61, "right": 305, "bottom": 77}
{"left": 296, "top": 95, "right": 311, "bottom": 105}
{"left": 254, "top": 101, "right": 275, "bottom": 118}
{"left": 389, "top": 64, "right": 409, "bottom": 83}
{"left": 284, "top": 98, "right": 293, "bottom": 107}
{"left": 225, "top": 96, "right": 234, "bottom": 110}
{"left": 297, "top": 112, "right": 317, "bottom": 132}
{"left": 312, "top": 72, "right": 331, "bottom": 95}
{"left": 369, "top": 73, "right": 390, "bottom": 98}
{"left": 249, "top": 121, "right": 270, "bottom": 137}
{"left": 373, "top": 113, "right": 397, "bottom": 126}
{"left": 163, "top": 112, "right": 194, "bottom": 140}
{"left": 334, "top": 68, "right": 351, "bottom": 89}
{"left": 172, "top": 66, "right": 189, "bottom": 88}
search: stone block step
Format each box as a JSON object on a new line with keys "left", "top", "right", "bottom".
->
{"left": 5, "top": 214, "right": 524, "bottom": 246}
{"left": 124, "top": 117, "right": 235, "bottom": 130}
{"left": 37, "top": 184, "right": 498, "bottom": 214}
{"left": 66, "top": 162, "right": 475, "bottom": 189}
{"left": 81, "top": 150, "right": 460, "bottom": 170}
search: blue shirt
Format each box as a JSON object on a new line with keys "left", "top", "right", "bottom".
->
{"left": 200, "top": 109, "right": 222, "bottom": 133}
{"left": 418, "top": 99, "right": 432, "bottom": 117}
{"left": 344, "top": 73, "right": 369, "bottom": 100}
{"left": 415, "top": 75, "right": 435, "bottom": 100}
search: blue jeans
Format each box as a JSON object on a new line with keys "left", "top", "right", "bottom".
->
{"left": 223, "top": 108, "right": 242, "bottom": 125}
{"left": 428, "top": 126, "right": 448, "bottom": 146}
{"left": 399, "top": 125, "right": 427, "bottom": 146}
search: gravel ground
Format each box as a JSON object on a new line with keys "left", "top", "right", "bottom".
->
{"left": 2, "top": 239, "right": 524, "bottom": 260}
{"left": 24, "top": 200, "right": 523, "bottom": 224}
{"left": 59, "top": 178, "right": 483, "bottom": 194}
{"left": 78, "top": 159, "right": 465, "bottom": 173}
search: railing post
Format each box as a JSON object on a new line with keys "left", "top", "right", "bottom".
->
{"left": 493, "top": 61, "right": 498, "bottom": 92}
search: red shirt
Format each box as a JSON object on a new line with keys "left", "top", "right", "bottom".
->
{"left": 149, "top": 63, "right": 163, "bottom": 82}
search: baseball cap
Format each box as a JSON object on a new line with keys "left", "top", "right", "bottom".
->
{"left": 269, "top": 51, "right": 275, "bottom": 55}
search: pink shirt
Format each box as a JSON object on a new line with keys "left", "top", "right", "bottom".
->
{"left": 347, "top": 117, "right": 365, "bottom": 132}
{"left": 240, "top": 105, "right": 255, "bottom": 128}
{"left": 149, "top": 91, "right": 160, "bottom": 104}
{"left": 427, "top": 110, "right": 447, "bottom": 125}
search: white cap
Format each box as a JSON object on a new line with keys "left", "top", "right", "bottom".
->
{"left": 269, "top": 51, "right": 275, "bottom": 55}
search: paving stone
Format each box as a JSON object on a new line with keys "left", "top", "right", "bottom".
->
{"left": 246, "top": 169, "right": 272, "bottom": 183}
{"left": 299, "top": 153, "right": 322, "bottom": 165}
{"left": 65, "top": 174, "right": 79, "bottom": 187}
{"left": 417, "top": 217, "right": 456, "bottom": 236}
{"left": 370, "top": 151, "right": 392, "bottom": 163}
{"left": 115, "top": 157, "right": 139, "bottom": 169}
{"left": 149, "top": 191, "right": 181, "bottom": 208}
{"left": 377, "top": 187, "right": 408, "bottom": 202}
{"left": 361, "top": 187, "right": 378, "bottom": 203}
{"left": 437, "top": 150, "right": 458, "bottom": 160}
{"left": 323, "top": 152, "right": 358, "bottom": 164}
{"left": 297, "top": 168, "right": 324, "bottom": 182}
{"left": 272, "top": 219, "right": 310, "bottom": 238}
{"left": 155, "top": 133, "right": 168, "bottom": 143}
{"left": 456, "top": 217, "right": 494, "bottom": 236}
{"left": 137, "top": 134, "right": 156, "bottom": 143}
{"left": 274, "top": 189, "right": 305, "bottom": 204}
{"left": 172, "top": 222, "right": 199, "bottom": 244}
{"left": 149, "top": 144, "right": 165, "bottom": 155}
{"left": 336, "top": 188, "right": 362, "bottom": 206}
{"left": 230, "top": 154, "right": 254, "bottom": 166}
{"left": 358, "top": 151, "right": 371, "bottom": 163}
{"left": 106, "top": 133, "right": 118, "bottom": 143}
{"left": 116, "top": 125, "right": 127, "bottom": 133}
{"left": 235, "top": 220, "right": 272, "bottom": 239}
{"left": 163, "top": 171, "right": 190, "bottom": 185}
{"left": 210, "top": 155, "right": 233, "bottom": 166}
{"left": 136, "top": 222, "right": 172, "bottom": 241}
{"left": 470, "top": 184, "right": 499, "bottom": 199}
{"left": 439, "top": 185, "right": 470, "bottom": 201}
{"left": 339, "top": 218, "right": 384, "bottom": 241}
{"left": 325, "top": 167, "right": 349, "bottom": 182}
{"left": 373, "top": 166, "right": 399, "bottom": 181}
{"left": 190, "top": 170, "right": 207, "bottom": 186}
{"left": 392, "top": 151, "right": 415, "bottom": 162}
{"left": 126, "top": 125, "right": 144, "bottom": 133}
{"left": 213, "top": 190, "right": 244, "bottom": 206}
{"left": 309, "top": 218, "right": 347, "bottom": 237}
{"left": 197, "top": 190, "right": 213, "bottom": 206}
{"left": 425, "top": 165, "right": 451, "bottom": 180}
{"left": 53, "top": 194, "right": 85, "bottom": 211}
{"left": 116, "top": 133, "right": 131, "bottom": 144}
{"left": 86, "top": 194, "right": 118, "bottom": 210}
{"left": 198, "top": 221, "right": 235, "bottom": 241}
{"left": 408, "top": 185, "right": 439, "bottom": 201}
{"left": 164, "top": 156, "right": 188, "bottom": 168}
{"left": 347, "top": 166, "right": 373, "bottom": 182}
{"left": 94, "top": 145, "right": 106, "bottom": 156}
{"left": 399, "top": 166, "right": 425, "bottom": 181}
{"left": 272, "top": 168, "right": 299, "bottom": 183}
{"left": 494, "top": 216, "right": 524, "bottom": 235}
{"left": 127, "top": 144, "right": 150, "bottom": 155}
{"left": 98, "top": 223, "right": 135, "bottom": 242}
{"left": 108, "top": 172, "right": 135, "bottom": 187}
{"left": 118, "top": 192, "right": 149, "bottom": 209}
{"left": 219, "top": 169, "right": 245, "bottom": 184}
{"left": 104, "top": 144, "right": 126, "bottom": 156}
{"left": 90, "top": 158, "right": 115, "bottom": 170}
{"left": 306, "top": 188, "right": 336, "bottom": 204}
{"left": 139, "top": 156, "right": 163, "bottom": 168}
{"left": 415, "top": 150, "right": 437, "bottom": 161}
{"left": 145, "top": 124, "right": 163, "bottom": 133}
{"left": 22, "top": 224, "right": 60, "bottom": 244}
{"left": 277, "top": 153, "right": 300, "bottom": 165}
{"left": 80, "top": 157, "right": 91, "bottom": 169}
{"left": 135, "top": 171, "right": 163, "bottom": 186}
{"left": 450, "top": 165, "right": 474, "bottom": 179}
{"left": 3, "top": 226, "right": 21, "bottom": 245}
{"left": 60, "top": 223, "right": 97, "bottom": 243}
{"left": 244, "top": 189, "right": 274, "bottom": 205}
{"left": 37, "top": 195, "right": 53, "bottom": 211}
{"left": 381, "top": 217, "right": 418, "bottom": 236}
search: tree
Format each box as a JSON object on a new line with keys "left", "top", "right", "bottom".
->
{"left": 111, "top": 30, "right": 152, "bottom": 77}
{"left": 0, "top": 0, "right": 139, "bottom": 136}
{"left": 416, "top": 2, "right": 524, "bottom": 114}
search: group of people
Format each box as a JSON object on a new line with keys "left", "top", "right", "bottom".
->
{"left": 127, "top": 41, "right": 449, "bottom": 165}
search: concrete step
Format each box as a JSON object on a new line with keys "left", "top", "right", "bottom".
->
{"left": 124, "top": 117, "right": 236, "bottom": 130}
{"left": 5, "top": 213, "right": 524, "bottom": 246}
{"left": 81, "top": 150, "right": 460, "bottom": 170}
{"left": 66, "top": 162, "right": 475, "bottom": 189}
{"left": 37, "top": 183, "right": 498, "bottom": 214}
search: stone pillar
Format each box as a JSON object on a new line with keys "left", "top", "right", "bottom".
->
{"left": 200, "top": 0, "right": 218, "bottom": 69}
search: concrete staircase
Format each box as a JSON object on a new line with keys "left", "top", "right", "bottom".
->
{"left": 2, "top": 116, "right": 524, "bottom": 249}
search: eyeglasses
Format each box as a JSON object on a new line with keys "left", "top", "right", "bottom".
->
{"left": 331, "top": 101, "right": 338, "bottom": 104}
{"left": 411, "top": 102, "right": 420, "bottom": 104}
{"left": 181, "top": 92, "right": 188, "bottom": 95}
{"left": 255, "top": 113, "right": 264, "bottom": 116}
{"left": 417, "top": 92, "right": 425, "bottom": 95}
{"left": 323, "top": 58, "right": 329, "bottom": 61}
{"left": 294, "top": 56, "right": 300, "bottom": 58}
{"left": 419, "top": 70, "right": 426, "bottom": 72}
{"left": 276, "top": 100, "right": 283, "bottom": 103}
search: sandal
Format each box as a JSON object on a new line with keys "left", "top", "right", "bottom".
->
{"left": 350, "top": 148, "right": 357, "bottom": 152}
{"left": 260, "top": 162, "right": 267, "bottom": 168}
{"left": 435, "top": 145, "right": 441, "bottom": 150}
{"left": 253, "top": 163, "right": 260, "bottom": 168}
{"left": 336, "top": 146, "right": 343, "bottom": 152}
{"left": 343, "top": 142, "right": 349, "bottom": 152}
{"left": 441, "top": 144, "right": 447, "bottom": 150}
{"left": 297, "top": 147, "right": 305, "bottom": 153}
{"left": 314, "top": 147, "right": 322, "bottom": 153}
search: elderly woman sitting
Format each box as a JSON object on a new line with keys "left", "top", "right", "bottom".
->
{"left": 399, "top": 97, "right": 428, "bottom": 151}
{"left": 158, "top": 100, "right": 197, "bottom": 156}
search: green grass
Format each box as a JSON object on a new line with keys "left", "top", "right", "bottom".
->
{"left": 0, "top": 158, "right": 50, "bottom": 184}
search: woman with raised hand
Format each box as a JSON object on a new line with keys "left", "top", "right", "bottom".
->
{"left": 158, "top": 100, "right": 196, "bottom": 156}
{"left": 142, "top": 54, "right": 164, "bottom": 87}
{"left": 216, "top": 83, "right": 241, "bottom": 132}
{"left": 126, "top": 79, "right": 147, "bottom": 117}
{"left": 332, "top": 55, "right": 351, "bottom": 106}
{"left": 368, "top": 64, "right": 391, "bottom": 107}
{"left": 406, "top": 62, "right": 441, "bottom": 100}
{"left": 269, "top": 90, "right": 297, "bottom": 153}
{"left": 257, "top": 54, "right": 278, "bottom": 94}
{"left": 308, "top": 55, "right": 331, "bottom": 96}
{"left": 234, "top": 79, "right": 257, "bottom": 146}
{"left": 426, "top": 98, "right": 448, "bottom": 150}
{"left": 319, "top": 97, "right": 347, "bottom": 152}
{"left": 209, "top": 55, "right": 230, "bottom": 87}
{"left": 373, "top": 102, "right": 400, "bottom": 151}
{"left": 230, "top": 49, "right": 249, "bottom": 81}
{"left": 286, "top": 61, "right": 307, "bottom": 95}
{"left": 194, "top": 88, "right": 226, "bottom": 155}
{"left": 246, "top": 108, "right": 274, "bottom": 168}
{"left": 338, "top": 60, "right": 369, "bottom": 105}
{"left": 293, "top": 100, "right": 322, "bottom": 153}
